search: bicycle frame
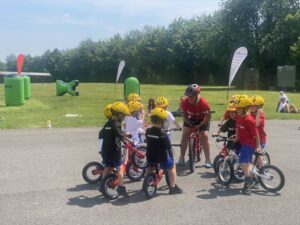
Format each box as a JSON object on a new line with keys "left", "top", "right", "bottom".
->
{"left": 189, "top": 128, "right": 201, "bottom": 158}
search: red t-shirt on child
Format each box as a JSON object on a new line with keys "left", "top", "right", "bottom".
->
{"left": 236, "top": 115, "right": 258, "bottom": 148}
{"left": 250, "top": 111, "right": 267, "bottom": 144}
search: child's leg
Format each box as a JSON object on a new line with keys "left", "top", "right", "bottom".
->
{"left": 117, "top": 166, "right": 125, "bottom": 186}
{"left": 102, "top": 167, "right": 113, "bottom": 179}
{"left": 167, "top": 165, "right": 176, "bottom": 187}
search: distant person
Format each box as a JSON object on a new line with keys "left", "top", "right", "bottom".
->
{"left": 276, "top": 92, "right": 298, "bottom": 113}
{"left": 147, "top": 98, "right": 155, "bottom": 116}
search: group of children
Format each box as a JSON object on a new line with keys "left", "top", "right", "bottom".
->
{"left": 99, "top": 93, "right": 182, "bottom": 197}
{"left": 98, "top": 92, "right": 267, "bottom": 197}
{"left": 216, "top": 94, "right": 267, "bottom": 193}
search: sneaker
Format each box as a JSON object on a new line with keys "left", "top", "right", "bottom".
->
{"left": 169, "top": 184, "right": 183, "bottom": 195}
{"left": 242, "top": 177, "right": 256, "bottom": 194}
{"left": 204, "top": 160, "right": 213, "bottom": 169}
{"left": 117, "top": 186, "right": 130, "bottom": 198}
{"left": 176, "top": 158, "right": 185, "bottom": 166}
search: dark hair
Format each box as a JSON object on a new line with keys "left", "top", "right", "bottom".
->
{"left": 150, "top": 115, "right": 164, "bottom": 124}
{"left": 148, "top": 98, "right": 155, "bottom": 112}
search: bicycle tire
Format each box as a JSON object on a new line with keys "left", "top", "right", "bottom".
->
{"left": 232, "top": 159, "right": 244, "bottom": 182}
{"left": 218, "top": 159, "right": 233, "bottom": 186}
{"left": 253, "top": 151, "right": 271, "bottom": 166}
{"left": 82, "top": 161, "right": 104, "bottom": 184}
{"left": 131, "top": 145, "right": 148, "bottom": 169}
{"left": 142, "top": 173, "right": 157, "bottom": 199}
{"left": 188, "top": 138, "right": 195, "bottom": 173}
{"left": 213, "top": 155, "right": 224, "bottom": 174}
{"left": 258, "top": 164, "right": 285, "bottom": 192}
{"left": 126, "top": 163, "right": 146, "bottom": 182}
{"left": 100, "top": 173, "right": 120, "bottom": 200}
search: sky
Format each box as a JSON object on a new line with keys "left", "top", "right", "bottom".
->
{"left": 0, "top": 0, "right": 221, "bottom": 62}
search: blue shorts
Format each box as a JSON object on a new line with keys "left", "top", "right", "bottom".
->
{"left": 239, "top": 144, "right": 255, "bottom": 164}
{"left": 103, "top": 159, "right": 122, "bottom": 169}
{"left": 148, "top": 155, "right": 174, "bottom": 170}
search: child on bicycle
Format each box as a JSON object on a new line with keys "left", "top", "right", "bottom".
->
{"left": 124, "top": 101, "right": 145, "bottom": 145}
{"left": 233, "top": 96, "right": 260, "bottom": 194}
{"left": 250, "top": 95, "right": 267, "bottom": 169}
{"left": 100, "top": 102, "right": 131, "bottom": 198}
{"left": 145, "top": 107, "right": 183, "bottom": 195}
{"left": 214, "top": 103, "right": 239, "bottom": 150}
{"left": 99, "top": 104, "right": 112, "bottom": 155}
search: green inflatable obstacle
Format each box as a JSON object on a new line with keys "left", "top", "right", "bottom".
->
{"left": 4, "top": 75, "right": 25, "bottom": 106}
{"left": 124, "top": 76, "right": 140, "bottom": 99}
{"left": 56, "top": 80, "right": 79, "bottom": 96}
{"left": 22, "top": 75, "right": 31, "bottom": 99}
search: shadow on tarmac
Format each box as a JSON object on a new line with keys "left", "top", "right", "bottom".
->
{"left": 196, "top": 181, "right": 281, "bottom": 199}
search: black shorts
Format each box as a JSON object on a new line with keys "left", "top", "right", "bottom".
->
{"left": 183, "top": 120, "right": 210, "bottom": 131}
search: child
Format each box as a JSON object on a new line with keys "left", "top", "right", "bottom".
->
{"left": 155, "top": 96, "right": 182, "bottom": 131}
{"left": 99, "top": 102, "right": 131, "bottom": 198}
{"left": 147, "top": 98, "right": 155, "bottom": 116}
{"left": 145, "top": 107, "right": 183, "bottom": 195}
{"left": 250, "top": 95, "right": 267, "bottom": 169}
{"left": 233, "top": 96, "right": 260, "bottom": 194}
{"left": 214, "top": 103, "right": 238, "bottom": 150}
{"left": 124, "top": 101, "right": 145, "bottom": 145}
{"left": 99, "top": 103, "right": 112, "bottom": 155}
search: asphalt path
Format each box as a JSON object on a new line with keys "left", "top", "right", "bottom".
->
{"left": 0, "top": 121, "right": 299, "bottom": 225}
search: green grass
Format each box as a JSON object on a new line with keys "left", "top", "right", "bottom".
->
{"left": 1, "top": 83, "right": 300, "bottom": 129}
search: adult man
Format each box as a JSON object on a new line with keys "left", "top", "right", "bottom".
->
{"left": 177, "top": 84, "right": 212, "bottom": 168}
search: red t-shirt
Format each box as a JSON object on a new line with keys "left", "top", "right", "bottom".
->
{"left": 236, "top": 115, "right": 258, "bottom": 148}
{"left": 181, "top": 97, "right": 211, "bottom": 121}
{"left": 250, "top": 111, "right": 267, "bottom": 144}
{"left": 223, "top": 111, "right": 229, "bottom": 120}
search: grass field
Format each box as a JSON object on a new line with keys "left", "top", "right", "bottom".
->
{"left": 0, "top": 83, "right": 300, "bottom": 129}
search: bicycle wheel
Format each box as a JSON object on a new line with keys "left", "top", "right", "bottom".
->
{"left": 100, "top": 173, "right": 120, "bottom": 200}
{"left": 213, "top": 155, "right": 224, "bottom": 174}
{"left": 142, "top": 173, "right": 157, "bottom": 199}
{"left": 132, "top": 145, "right": 148, "bottom": 169}
{"left": 218, "top": 159, "right": 233, "bottom": 186}
{"left": 196, "top": 146, "right": 202, "bottom": 162}
{"left": 253, "top": 151, "right": 271, "bottom": 166}
{"left": 126, "top": 163, "right": 146, "bottom": 182}
{"left": 232, "top": 160, "right": 244, "bottom": 182}
{"left": 188, "top": 138, "right": 195, "bottom": 173}
{"left": 82, "top": 161, "right": 104, "bottom": 184}
{"left": 258, "top": 164, "right": 285, "bottom": 192}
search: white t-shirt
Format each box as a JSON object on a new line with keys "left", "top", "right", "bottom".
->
{"left": 162, "top": 111, "right": 175, "bottom": 130}
{"left": 124, "top": 115, "right": 144, "bottom": 144}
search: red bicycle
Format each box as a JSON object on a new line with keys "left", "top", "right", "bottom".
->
{"left": 82, "top": 139, "right": 147, "bottom": 185}
{"left": 212, "top": 134, "right": 230, "bottom": 174}
{"left": 187, "top": 111, "right": 215, "bottom": 173}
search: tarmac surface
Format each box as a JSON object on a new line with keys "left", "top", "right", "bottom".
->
{"left": 0, "top": 120, "right": 299, "bottom": 225}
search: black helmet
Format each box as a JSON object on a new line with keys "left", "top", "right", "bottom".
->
{"left": 184, "top": 84, "right": 200, "bottom": 96}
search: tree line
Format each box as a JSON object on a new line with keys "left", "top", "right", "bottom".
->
{"left": 1, "top": 0, "right": 300, "bottom": 87}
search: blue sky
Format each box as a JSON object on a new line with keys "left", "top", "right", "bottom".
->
{"left": 0, "top": 0, "right": 221, "bottom": 62}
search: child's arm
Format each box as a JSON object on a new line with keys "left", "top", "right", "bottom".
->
{"left": 256, "top": 109, "right": 261, "bottom": 127}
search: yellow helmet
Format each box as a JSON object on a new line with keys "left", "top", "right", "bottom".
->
{"left": 233, "top": 96, "right": 252, "bottom": 108}
{"left": 111, "top": 102, "right": 130, "bottom": 116}
{"left": 250, "top": 95, "right": 264, "bottom": 106}
{"left": 229, "top": 95, "right": 239, "bottom": 103}
{"left": 127, "top": 93, "right": 141, "bottom": 102}
{"left": 150, "top": 107, "right": 168, "bottom": 120}
{"left": 127, "top": 101, "right": 144, "bottom": 114}
{"left": 103, "top": 104, "right": 112, "bottom": 118}
{"left": 227, "top": 103, "right": 237, "bottom": 112}
{"left": 155, "top": 97, "right": 169, "bottom": 108}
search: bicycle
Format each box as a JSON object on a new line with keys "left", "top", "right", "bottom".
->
{"left": 142, "top": 128, "right": 181, "bottom": 199}
{"left": 211, "top": 134, "right": 230, "bottom": 174}
{"left": 82, "top": 139, "right": 147, "bottom": 185}
{"left": 187, "top": 111, "right": 215, "bottom": 173}
{"left": 142, "top": 163, "right": 171, "bottom": 199}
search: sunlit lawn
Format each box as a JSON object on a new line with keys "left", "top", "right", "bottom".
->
{"left": 0, "top": 83, "right": 300, "bottom": 129}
